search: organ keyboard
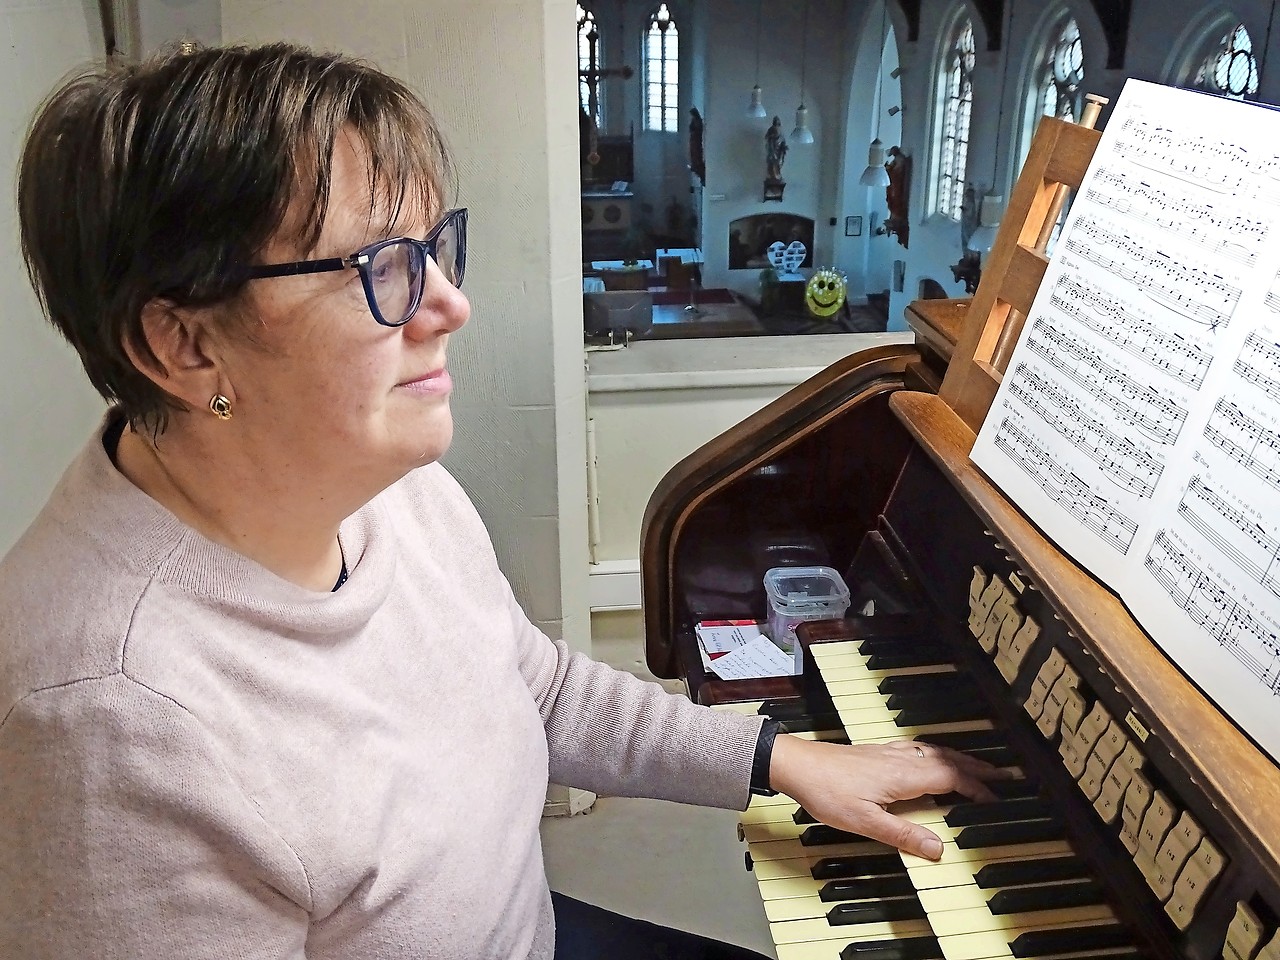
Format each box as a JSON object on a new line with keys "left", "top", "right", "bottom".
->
{"left": 641, "top": 114, "right": 1280, "bottom": 960}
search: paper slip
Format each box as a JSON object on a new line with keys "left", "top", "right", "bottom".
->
{"left": 695, "top": 620, "right": 765, "bottom": 655}
{"left": 707, "top": 634, "right": 796, "bottom": 681}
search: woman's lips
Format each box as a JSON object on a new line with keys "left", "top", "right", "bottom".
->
{"left": 397, "top": 367, "right": 452, "bottom": 396}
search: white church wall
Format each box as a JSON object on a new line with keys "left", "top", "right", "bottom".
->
{"left": 223, "top": 0, "right": 591, "bottom": 652}
{"left": 0, "top": 0, "right": 221, "bottom": 556}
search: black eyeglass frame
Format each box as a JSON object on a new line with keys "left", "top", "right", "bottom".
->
{"left": 243, "top": 207, "right": 468, "bottom": 327}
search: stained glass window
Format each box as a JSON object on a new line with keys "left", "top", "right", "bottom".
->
{"left": 1193, "top": 22, "right": 1259, "bottom": 99}
{"left": 1037, "top": 17, "right": 1084, "bottom": 122}
{"left": 644, "top": 4, "right": 679, "bottom": 132}
{"left": 936, "top": 17, "right": 975, "bottom": 220}
{"left": 578, "top": 5, "right": 603, "bottom": 127}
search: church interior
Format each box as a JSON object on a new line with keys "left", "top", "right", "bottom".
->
{"left": 574, "top": 0, "right": 1278, "bottom": 342}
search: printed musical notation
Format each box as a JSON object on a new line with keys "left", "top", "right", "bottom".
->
{"left": 1088, "top": 167, "right": 1270, "bottom": 268}
{"left": 1050, "top": 276, "right": 1212, "bottom": 389}
{"left": 992, "top": 417, "right": 1138, "bottom": 553}
{"left": 1007, "top": 362, "right": 1165, "bottom": 498}
{"left": 972, "top": 81, "right": 1280, "bottom": 761}
{"left": 1066, "top": 215, "right": 1242, "bottom": 331}
{"left": 1204, "top": 399, "right": 1280, "bottom": 492}
{"left": 1115, "top": 114, "right": 1280, "bottom": 203}
{"left": 1145, "top": 530, "right": 1280, "bottom": 695}
{"left": 1025, "top": 318, "right": 1189, "bottom": 445}
{"left": 1234, "top": 332, "right": 1280, "bottom": 402}
{"left": 1177, "top": 475, "right": 1280, "bottom": 598}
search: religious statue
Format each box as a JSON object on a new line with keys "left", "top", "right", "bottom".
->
{"left": 764, "top": 117, "right": 788, "bottom": 202}
{"left": 883, "top": 146, "right": 912, "bottom": 248}
{"left": 688, "top": 107, "right": 705, "bottom": 185}
{"left": 766, "top": 117, "right": 788, "bottom": 180}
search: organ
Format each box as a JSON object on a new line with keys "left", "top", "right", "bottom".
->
{"left": 639, "top": 110, "right": 1280, "bottom": 960}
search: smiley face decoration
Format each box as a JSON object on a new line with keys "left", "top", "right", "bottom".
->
{"left": 805, "top": 268, "right": 848, "bottom": 318}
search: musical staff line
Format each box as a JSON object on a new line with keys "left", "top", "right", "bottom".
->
{"left": 1050, "top": 276, "right": 1211, "bottom": 389}
{"left": 1204, "top": 399, "right": 1280, "bottom": 492}
{"left": 1178, "top": 475, "right": 1280, "bottom": 598}
{"left": 1026, "top": 318, "right": 1189, "bottom": 444}
{"left": 1234, "top": 332, "right": 1280, "bottom": 402}
{"left": 1088, "top": 167, "right": 1269, "bottom": 268}
{"left": 1009, "top": 363, "right": 1165, "bottom": 498}
{"left": 1116, "top": 115, "right": 1280, "bottom": 203}
{"left": 1145, "top": 530, "right": 1280, "bottom": 694}
{"left": 1065, "top": 216, "right": 1242, "bottom": 331}
{"left": 992, "top": 417, "right": 1137, "bottom": 554}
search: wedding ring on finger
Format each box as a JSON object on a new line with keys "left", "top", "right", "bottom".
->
{"left": 915, "top": 745, "right": 926, "bottom": 759}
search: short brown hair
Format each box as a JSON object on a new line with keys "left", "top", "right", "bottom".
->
{"left": 19, "top": 42, "right": 453, "bottom": 432}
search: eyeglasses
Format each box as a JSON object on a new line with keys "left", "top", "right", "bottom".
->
{"left": 244, "top": 207, "right": 467, "bottom": 327}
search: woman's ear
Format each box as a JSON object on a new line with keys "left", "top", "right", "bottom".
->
{"left": 125, "top": 298, "right": 228, "bottom": 410}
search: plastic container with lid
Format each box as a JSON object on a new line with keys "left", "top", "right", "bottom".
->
{"left": 764, "top": 565, "right": 851, "bottom": 670}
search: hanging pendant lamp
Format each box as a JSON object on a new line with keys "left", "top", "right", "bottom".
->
{"left": 790, "top": 0, "right": 815, "bottom": 143}
{"left": 746, "top": 0, "right": 768, "bottom": 117}
{"left": 860, "top": 3, "right": 891, "bottom": 186}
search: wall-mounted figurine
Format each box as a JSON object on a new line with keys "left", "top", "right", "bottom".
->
{"left": 764, "top": 116, "right": 787, "bottom": 202}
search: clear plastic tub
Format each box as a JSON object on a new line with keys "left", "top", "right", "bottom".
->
{"left": 763, "top": 566, "right": 851, "bottom": 668}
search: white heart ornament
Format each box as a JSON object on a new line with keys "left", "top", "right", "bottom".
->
{"left": 782, "top": 241, "right": 806, "bottom": 274}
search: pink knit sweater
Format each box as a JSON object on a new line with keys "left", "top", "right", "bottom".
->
{"left": 0, "top": 417, "right": 763, "bottom": 959}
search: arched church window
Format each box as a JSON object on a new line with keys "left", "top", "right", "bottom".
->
{"left": 1034, "top": 16, "right": 1085, "bottom": 123}
{"left": 578, "top": 5, "right": 605, "bottom": 128}
{"left": 1192, "top": 21, "right": 1259, "bottom": 99}
{"left": 644, "top": 4, "right": 680, "bottom": 132}
{"left": 934, "top": 14, "right": 975, "bottom": 221}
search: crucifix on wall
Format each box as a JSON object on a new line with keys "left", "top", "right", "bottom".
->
{"left": 577, "top": 8, "right": 633, "bottom": 172}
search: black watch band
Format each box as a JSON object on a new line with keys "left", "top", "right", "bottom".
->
{"left": 749, "top": 718, "right": 781, "bottom": 796}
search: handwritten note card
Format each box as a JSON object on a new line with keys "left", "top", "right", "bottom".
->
{"left": 971, "top": 80, "right": 1280, "bottom": 762}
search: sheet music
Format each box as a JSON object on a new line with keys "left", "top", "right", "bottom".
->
{"left": 971, "top": 80, "right": 1280, "bottom": 762}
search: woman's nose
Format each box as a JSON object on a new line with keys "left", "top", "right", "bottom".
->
{"left": 405, "top": 257, "right": 470, "bottom": 337}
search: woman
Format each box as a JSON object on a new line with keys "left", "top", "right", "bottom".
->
{"left": 0, "top": 44, "right": 1000, "bottom": 959}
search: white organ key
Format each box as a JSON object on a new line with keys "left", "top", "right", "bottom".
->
{"left": 929, "top": 902, "right": 1115, "bottom": 938}
{"left": 746, "top": 837, "right": 889, "bottom": 862}
{"left": 902, "top": 839, "right": 1073, "bottom": 872}
{"left": 769, "top": 914, "right": 932, "bottom": 945}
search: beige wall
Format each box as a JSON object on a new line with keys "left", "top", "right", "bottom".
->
{"left": 0, "top": 1, "right": 221, "bottom": 556}
{"left": 223, "top": 0, "right": 591, "bottom": 651}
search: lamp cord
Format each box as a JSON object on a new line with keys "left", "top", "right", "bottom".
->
{"left": 755, "top": 0, "right": 763, "bottom": 83}
{"left": 992, "top": 1, "right": 1015, "bottom": 187}
{"left": 799, "top": 0, "right": 810, "bottom": 103}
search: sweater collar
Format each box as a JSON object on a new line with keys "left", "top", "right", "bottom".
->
{"left": 50, "top": 411, "right": 396, "bottom": 636}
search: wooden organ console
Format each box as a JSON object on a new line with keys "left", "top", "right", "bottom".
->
{"left": 638, "top": 114, "right": 1280, "bottom": 960}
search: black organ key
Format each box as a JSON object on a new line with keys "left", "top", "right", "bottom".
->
{"left": 810, "top": 853, "right": 905, "bottom": 880}
{"left": 793, "top": 807, "right": 817, "bottom": 825}
{"left": 987, "top": 878, "right": 1106, "bottom": 914}
{"left": 878, "top": 673, "right": 972, "bottom": 696}
{"left": 867, "top": 650, "right": 952, "bottom": 671}
{"left": 974, "top": 855, "right": 1091, "bottom": 888}
{"left": 840, "top": 936, "right": 943, "bottom": 960}
{"left": 943, "top": 797, "right": 1055, "bottom": 827}
{"left": 955, "top": 818, "right": 1065, "bottom": 848}
{"left": 893, "top": 701, "right": 989, "bottom": 727}
{"left": 885, "top": 687, "right": 982, "bottom": 713}
{"left": 819, "top": 873, "right": 916, "bottom": 902}
{"left": 1009, "top": 924, "right": 1132, "bottom": 957}
{"left": 917, "top": 729, "right": 1008, "bottom": 751}
{"left": 801, "top": 824, "right": 873, "bottom": 847}
{"left": 827, "top": 898, "right": 928, "bottom": 925}
{"left": 857, "top": 637, "right": 946, "bottom": 657}
{"left": 935, "top": 778, "right": 1039, "bottom": 806}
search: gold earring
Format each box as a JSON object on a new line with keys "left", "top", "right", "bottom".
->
{"left": 209, "top": 394, "right": 233, "bottom": 420}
